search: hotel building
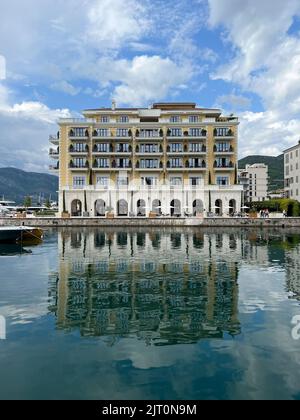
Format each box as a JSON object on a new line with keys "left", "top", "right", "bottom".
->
{"left": 49, "top": 102, "right": 243, "bottom": 217}
{"left": 238, "top": 164, "right": 269, "bottom": 203}
{"left": 284, "top": 141, "right": 300, "bottom": 202}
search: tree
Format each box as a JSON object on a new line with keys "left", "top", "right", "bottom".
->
{"left": 24, "top": 196, "right": 32, "bottom": 208}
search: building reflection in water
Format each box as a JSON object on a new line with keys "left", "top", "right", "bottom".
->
{"left": 48, "top": 228, "right": 248, "bottom": 345}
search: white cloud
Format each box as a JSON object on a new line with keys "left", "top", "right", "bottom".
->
{"left": 81, "top": 55, "right": 194, "bottom": 106}
{"left": 216, "top": 94, "right": 252, "bottom": 110}
{"left": 0, "top": 55, "right": 6, "bottom": 80}
{"left": 208, "top": 0, "right": 300, "bottom": 157}
{"left": 0, "top": 82, "right": 71, "bottom": 171}
{"left": 87, "top": 0, "right": 151, "bottom": 49}
{"left": 51, "top": 81, "right": 81, "bottom": 96}
{"left": 239, "top": 110, "right": 300, "bottom": 157}
{"left": 112, "top": 55, "right": 193, "bottom": 105}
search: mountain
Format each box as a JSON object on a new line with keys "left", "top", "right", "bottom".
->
{"left": 238, "top": 155, "right": 284, "bottom": 191}
{"left": 0, "top": 167, "right": 58, "bottom": 205}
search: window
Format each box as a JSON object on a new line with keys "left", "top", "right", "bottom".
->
{"left": 170, "top": 143, "right": 183, "bottom": 153}
{"left": 73, "top": 158, "right": 86, "bottom": 168}
{"left": 117, "top": 129, "right": 129, "bottom": 137}
{"left": 70, "top": 128, "right": 88, "bottom": 137}
{"left": 119, "top": 116, "right": 129, "bottom": 123}
{"left": 116, "top": 158, "right": 130, "bottom": 168}
{"left": 286, "top": 166, "right": 290, "bottom": 176}
{"left": 190, "top": 177, "right": 202, "bottom": 186}
{"left": 215, "top": 142, "right": 230, "bottom": 152}
{"left": 217, "top": 177, "right": 229, "bottom": 186}
{"left": 189, "top": 143, "right": 204, "bottom": 152}
{"left": 94, "top": 129, "right": 109, "bottom": 137}
{"left": 189, "top": 128, "right": 204, "bottom": 137}
{"left": 73, "top": 177, "right": 86, "bottom": 187}
{"left": 73, "top": 143, "right": 87, "bottom": 152}
{"left": 189, "top": 158, "right": 204, "bottom": 168}
{"left": 169, "top": 128, "right": 182, "bottom": 137}
{"left": 117, "top": 177, "right": 129, "bottom": 186}
{"left": 140, "top": 144, "right": 159, "bottom": 153}
{"left": 189, "top": 116, "right": 199, "bottom": 123}
{"left": 216, "top": 158, "right": 230, "bottom": 167}
{"left": 116, "top": 143, "right": 130, "bottom": 153}
{"left": 170, "top": 177, "right": 182, "bottom": 186}
{"left": 140, "top": 159, "right": 159, "bottom": 169}
{"left": 286, "top": 154, "right": 289, "bottom": 164}
{"left": 95, "top": 158, "right": 109, "bottom": 168}
{"left": 170, "top": 116, "right": 180, "bottom": 123}
{"left": 95, "top": 143, "right": 109, "bottom": 153}
{"left": 170, "top": 158, "right": 183, "bottom": 168}
{"left": 140, "top": 130, "right": 159, "bottom": 138}
{"left": 101, "top": 116, "right": 110, "bottom": 123}
{"left": 96, "top": 176, "right": 109, "bottom": 186}
{"left": 215, "top": 128, "right": 231, "bottom": 137}
{"left": 141, "top": 177, "right": 158, "bottom": 186}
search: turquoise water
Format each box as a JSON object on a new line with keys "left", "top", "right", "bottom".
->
{"left": 1, "top": 228, "right": 300, "bottom": 400}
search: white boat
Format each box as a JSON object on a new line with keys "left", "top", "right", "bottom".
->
{"left": 0, "top": 226, "right": 43, "bottom": 244}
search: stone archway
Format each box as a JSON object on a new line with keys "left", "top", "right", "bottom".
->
{"left": 193, "top": 199, "right": 204, "bottom": 216}
{"left": 95, "top": 199, "right": 106, "bottom": 217}
{"left": 117, "top": 199, "right": 128, "bottom": 216}
{"left": 215, "top": 199, "right": 223, "bottom": 216}
{"left": 171, "top": 199, "right": 181, "bottom": 217}
{"left": 137, "top": 199, "right": 146, "bottom": 217}
{"left": 71, "top": 199, "right": 82, "bottom": 217}
{"left": 152, "top": 199, "right": 162, "bottom": 215}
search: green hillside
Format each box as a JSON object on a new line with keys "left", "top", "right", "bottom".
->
{"left": 238, "top": 155, "right": 284, "bottom": 191}
{"left": 0, "top": 167, "right": 58, "bottom": 205}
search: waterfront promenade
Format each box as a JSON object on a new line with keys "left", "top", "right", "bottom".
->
{"left": 1, "top": 216, "right": 300, "bottom": 228}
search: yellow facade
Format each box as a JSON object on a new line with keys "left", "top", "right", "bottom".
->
{"left": 49, "top": 102, "right": 242, "bottom": 217}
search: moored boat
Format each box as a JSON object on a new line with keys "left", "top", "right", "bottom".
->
{"left": 0, "top": 226, "right": 43, "bottom": 244}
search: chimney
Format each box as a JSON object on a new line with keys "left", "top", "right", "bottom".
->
{"left": 112, "top": 99, "right": 116, "bottom": 111}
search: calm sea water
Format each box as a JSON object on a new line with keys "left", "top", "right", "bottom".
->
{"left": 1, "top": 227, "right": 300, "bottom": 400}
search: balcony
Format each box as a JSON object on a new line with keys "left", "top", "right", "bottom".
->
{"left": 186, "top": 130, "right": 207, "bottom": 139}
{"left": 69, "top": 129, "right": 89, "bottom": 140}
{"left": 136, "top": 161, "right": 163, "bottom": 171}
{"left": 92, "top": 145, "right": 112, "bottom": 155}
{"left": 49, "top": 164, "right": 59, "bottom": 173}
{"left": 185, "top": 160, "right": 206, "bottom": 171}
{"left": 113, "top": 146, "right": 132, "bottom": 156}
{"left": 49, "top": 135, "right": 59, "bottom": 145}
{"left": 49, "top": 148, "right": 59, "bottom": 159}
{"left": 59, "top": 118, "right": 96, "bottom": 124}
{"left": 69, "top": 145, "right": 89, "bottom": 155}
{"left": 136, "top": 146, "right": 163, "bottom": 156}
{"left": 214, "top": 161, "right": 235, "bottom": 171}
{"left": 214, "top": 146, "right": 234, "bottom": 155}
{"left": 69, "top": 161, "right": 90, "bottom": 171}
{"left": 214, "top": 129, "right": 235, "bottom": 139}
{"left": 136, "top": 130, "right": 163, "bottom": 141}
{"left": 92, "top": 130, "right": 112, "bottom": 139}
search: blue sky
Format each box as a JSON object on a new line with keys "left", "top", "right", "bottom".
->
{"left": 0, "top": 0, "right": 300, "bottom": 172}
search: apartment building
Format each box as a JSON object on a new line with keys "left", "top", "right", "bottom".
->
{"left": 238, "top": 164, "right": 269, "bottom": 203}
{"left": 49, "top": 102, "right": 243, "bottom": 217}
{"left": 284, "top": 142, "right": 300, "bottom": 202}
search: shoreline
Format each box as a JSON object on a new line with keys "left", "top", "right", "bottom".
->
{"left": 1, "top": 217, "right": 300, "bottom": 228}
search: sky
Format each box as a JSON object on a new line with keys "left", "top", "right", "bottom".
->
{"left": 0, "top": 0, "right": 300, "bottom": 172}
